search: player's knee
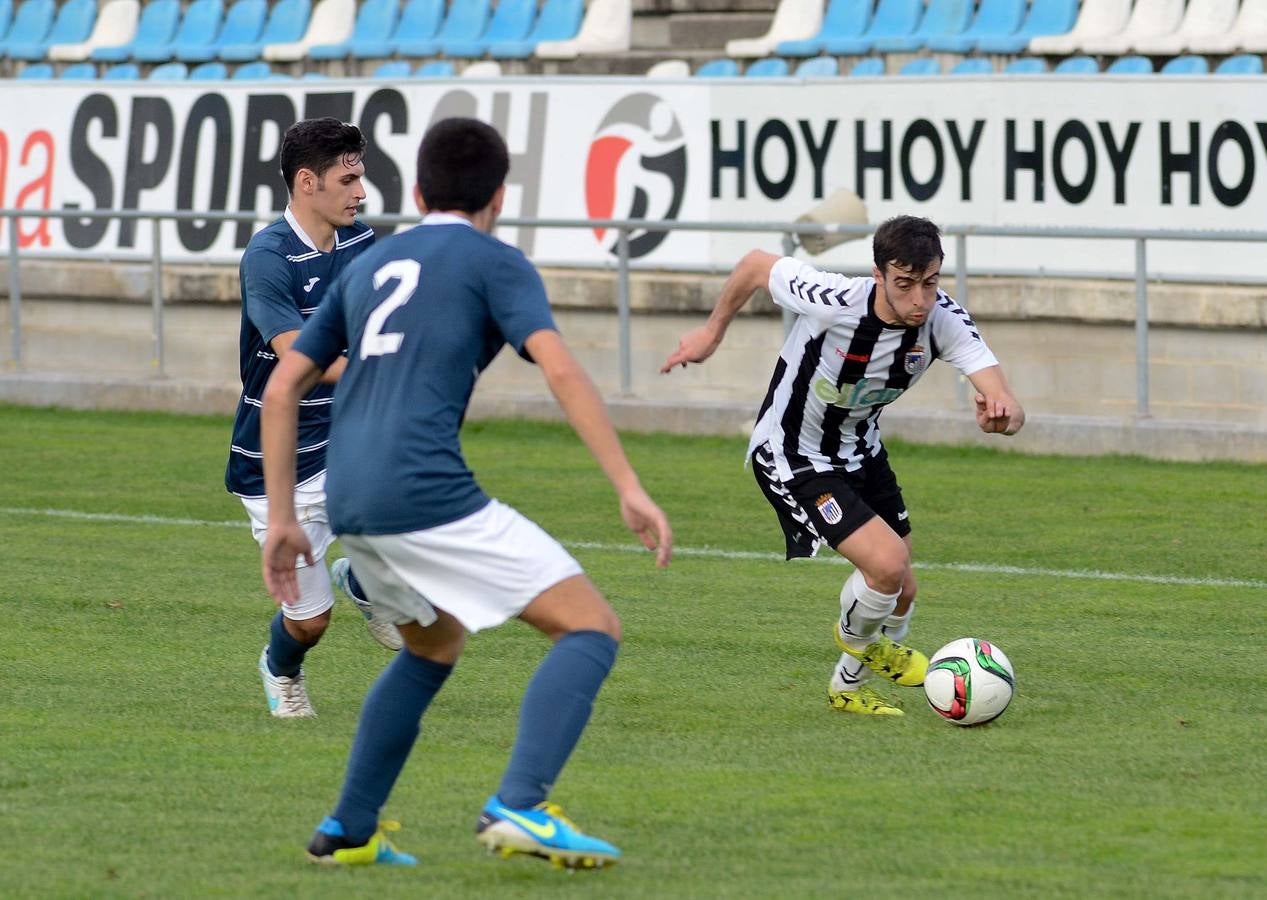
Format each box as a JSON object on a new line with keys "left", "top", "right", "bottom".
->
{"left": 285, "top": 611, "right": 330, "bottom": 644}
{"left": 862, "top": 555, "right": 909, "bottom": 595}
{"left": 586, "top": 605, "right": 622, "bottom": 642}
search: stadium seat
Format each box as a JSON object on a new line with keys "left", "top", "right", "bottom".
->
{"left": 1052, "top": 55, "right": 1099, "bottom": 74}
{"left": 0, "top": 0, "right": 55, "bottom": 60}
{"left": 147, "top": 59, "right": 187, "bottom": 77}
{"left": 645, "top": 57, "right": 689, "bottom": 77}
{"left": 372, "top": 57, "right": 409, "bottom": 77}
{"left": 301, "top": 69, "right": 325, "bottom": 77}
{"left": 537, "top": 0, "right": 629, "bottom": 59}
{"left": 8, "top": 0, "right": 95, "bottom": 61}
{"left": 873, "top": 0, "right": 972, "bottom": 53}
{"left": 487, "top": 0, "right": 580, "bottom": 58}
{"left": 460, "top": 58, "right": 501, "bottom": 76}
{"left": 776, "top": 0, "right": 871, "bottom": 58}
{"left": 847, "top": 56, "right": 884, "bottom": 75}
{"left": 794, "top": 54, "right": 838, "bottom": 76}
{"left": 745, "top": 56, "right": 789, "bottom": 76}
{"left": 350, "top": 0, "right": 437, "bottom": 58}
{"left": 413, "top": 58, "right": 452, "bottom": 76}
{"left": 976, "top": 0, "right": 1077, "bottom": 54}
{"left": 231, "top": 58, "right": 273, "bottom": 77}
{"left": 177, "top": 0, "right": 263, "bottom": 62}
{"left": 726, "top": 0, "right": 819, "bottom": 58}
{"left": 49, "top": 0, "right": 138, "bottom": 61}
{"left": 1134, "top": 0, "right": 1238, "bottom": 55}
{"left": 102, "top": 60, "right": 139, "bottom": 77}
{"left": 394, "top": 0, "right": 486, "bottom": 56}
{"left": 445, "top": 0, "right": 535, "bottom": 58}
{"left": 16, "top": 60, "right": 52, "bottom": 76}
{"left": 219, "top": 0, "right": 309, "bottom": 62}
{"left": 694, "top": 57, "right": 739, "bottom": 77}
{"left": 1214, "top": 52, "right": 1265, "bottom": 74}
{"left": 928, "top": 0, "right": 1024, "bottom": 53}
{"left": 263, "top": 0, "right": 353, "bottom": 61}
{"left": 59, "top": 60, "right": 95, "bottom": 76}
{"left": 0, "top": 0, "right": 12, "bottom": 43}
{"left": 1003, "top": 56, "right": 1048, "bottom": 73}
{"left": 1029, "top": 0, "right": 1129, "bottom": 55}
{"left": 308, "top": 0, "right": 396, "bottom": 59}
{"left": 154, "top": 0, "right": 223, "bottom": 63}
{"left": 1160, "top": 54, "right": 1210, "bottom": 74}
{"left": 1081, "top": 0, "right": 1185, "bottom": 56}
{"left": 1187, "top": 0, "right": 1266, "bottom": 53}
{"left": 949, "top": 57, "right": 993, "bottom": 75}
{"left": 91, "top": 0, "right": 179, "bottom": 62}
{"left": 898, "top": 57, "right": 940, "bottom": 75}
{"left": 188, "top": 59, "right": 227, "bottom": 78}
{"left": 823, "top": 0, "right": 920, "bottom": 55}
{"left": 1105, "top": 54, "right": 1153, "bottom": 74}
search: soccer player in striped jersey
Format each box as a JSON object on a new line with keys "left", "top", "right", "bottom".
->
{"left": 225, "top": 118, "right": 401, "bottom": 720}
{"left": 259, "top": 118, "right": 671, "bottom": 869}
{"left": 661, "top": 216, "right": 1025, "bottom": 716}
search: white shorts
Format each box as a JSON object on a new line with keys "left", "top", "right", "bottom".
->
{"left": 240, "top": 471, "right": 336, "bottom": 620}
{"left": 339, "top": 499, "right": 584, "bottom": 634}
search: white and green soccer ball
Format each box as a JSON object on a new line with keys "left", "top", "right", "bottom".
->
{"left": 923, "top": 638, "right": 1015, "bottom": 726}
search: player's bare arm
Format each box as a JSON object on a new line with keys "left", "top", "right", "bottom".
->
{"left": 660, "top": 249, "right": 780, "bottom": 372}
{"left": 525, "top": 328, "right": 673, "bottom": 568}
{"left": 967, "top": 365, "right": 1026, "bottom": 436}
{"left": 259, "top": 350, "right": 325, "bottom": 603}
{"left": 270, "top": 329, "right": 347, "bottom": 384}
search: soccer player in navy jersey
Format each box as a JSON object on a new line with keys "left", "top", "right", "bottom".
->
{"left": 259, "top": 117, "right": 672, "bottom": 869}
{"left": 661, "top": 216, "right": 1025, "bottom": 716}
{"left": 226, "top": 118, "right": 402, "bottom": 720}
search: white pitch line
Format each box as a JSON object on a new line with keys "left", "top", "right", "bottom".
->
{"left": 4, "top": 505, "right": 1266, "bottom": 590}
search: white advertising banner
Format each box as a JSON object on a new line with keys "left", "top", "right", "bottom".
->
{"left": 0, "top": 76, "right": 1263, "bottom": 280}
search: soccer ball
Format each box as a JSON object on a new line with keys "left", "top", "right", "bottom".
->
{"left": 923, "top": 638, "right": 1015, "bottom": 726}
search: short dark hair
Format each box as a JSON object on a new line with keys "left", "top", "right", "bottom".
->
{"left": 416, "top": 118, "right": 510, "bottom": 213}
{"left": 872, "top": 215, "right": 944, "bottom": 274}
{"left": 279, "top": 118, "right": 366, "bottom": 194}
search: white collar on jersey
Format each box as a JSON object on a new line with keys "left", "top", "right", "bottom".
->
{"left": 420, "top": 212, "right": 475, "bottom": 228}
{"left": 284, "top": 206, "right": 321, "bottom": 252}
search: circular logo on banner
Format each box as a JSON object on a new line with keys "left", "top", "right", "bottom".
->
{"left": 584, "top": 93, "right": 687, "bottom": 259}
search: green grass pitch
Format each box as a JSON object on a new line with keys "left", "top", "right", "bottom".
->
{"left": 1, "top": 404, "right": 1264, "bottom": 898}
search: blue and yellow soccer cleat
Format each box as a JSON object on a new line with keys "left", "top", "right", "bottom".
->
{"left": 834, "top": 626, "right": 929, "bottom": 687}
{"left": 827, "top": 683, "right": 905, "bottom": 716}
{"left": 476, "top": 796, "right": 620, "bottom": 870}
{"left": 306, "top": 817, "right": 417, "bottom": 866}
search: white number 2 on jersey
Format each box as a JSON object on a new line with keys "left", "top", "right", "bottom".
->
{"left": 360, "top": 259, "right": 421, "bottom": 359}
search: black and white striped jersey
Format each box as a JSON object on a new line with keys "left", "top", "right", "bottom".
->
{"left": 746, "top": 257, "right": 998, "bottom": 481}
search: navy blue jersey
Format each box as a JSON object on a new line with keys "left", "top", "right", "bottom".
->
{"left": 225, "top": 209, "right": 375, "bottom": 497}
{"left": 292, "top": 216, "right": 557, "bottom": 535}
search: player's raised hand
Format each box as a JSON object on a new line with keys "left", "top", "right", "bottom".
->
{"left": 974, "top": 392, "right": 1026, "bottom": 436}
{"left": 262, "top": 523, "right": 315, "bottom": 606}
{"left": 660, "top": 324, "right": 722, "bottom": 373}
{"left": 619, "top": 486, "right": 673, "bottom": 568}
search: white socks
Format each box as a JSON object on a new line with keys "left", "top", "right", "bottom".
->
{"left": 882, "top": 603, "right": 914, "bottom": 642}
{"left": 836, "top": 570, "right": 901, "bottom": 651}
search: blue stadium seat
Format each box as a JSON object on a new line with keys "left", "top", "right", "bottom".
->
{"left": 8, "top": 0, "right": 94, "bottom": 61}
{"left": 16, "top": 60, "right": 53, "bottom": 77}
{"left": 776, "top": 0, "right": 871, "bottom": 58}
{"left": 1161, "top": 55, "right": 1210, "bottom": 75}
{"left": 445, "top": 0, "right": 534, "bottom": 58}
{"left": 848, "top": 56, "right": 884, "bottom": 76}
{"left": 309, "top": 0, "right": 396, "bottom": 59}
{"left": 60, "top": 60, "right": 96, "bottom": 77}
{"left": 400, "top": 0, "right": 488, "bottom": 58}
{"left": 1003, "top": 56, "right": 1047, "bottom": 74}
{"left": 794, "top": 55, "right": 839, "bottom": 76}
{"left": 975, "top": 0, "right": 1077, "bottom": 54}
{"left": 348, "top": 0, "right": 436, "bottom": 58}
{"left": 219, "top": 0, "right": 309, "bottom": 62}
{"left": 487, "top": 0, "right": 580, "bottom": 59}
{"left": 1053, "top": 55, "right": 1098, "bottom": 74}
{"left": 1106, "top": 55, "right": 1153, "bottom": 74}
{"left": 301, "top": 70, "right": 326, "bottom": 78}
{"left": 92, "top": 0, "right": 180, "bottom": 62}
{"left": 102, "top": 61, "right": 140, "bottom": 78}
{"left": 0, "top": 0, "right": 13, "bottom": 44}
{"left": 147, "top": 59, "right": 187, "bottom": 77}
{"left": 824, "top": 0, "right": 920, "bottom": 55}
{"left": 1215, "top": 54, "right": 1264, "bottom": 75}
{"left": 927, "top": 0, "right": 1024, "bottom": 53}
{"left": 950, "top": 57, "right": 993, "bottom": 75}
{"left": 414, "top": 58, "right": 452, "bottom": 76}
{"left": 154, "top": 0, "right": 223, "bottom": 62}
{"left": 0, "top": 0, "right": 55, "bottom": 60}
{"left": 745, "top": 56, "right": 789, "bottom": 76}
{"left": 874, "top": 0, "right": 972, "bottom": 53}
{"left": 695, "top": 57, "right": 739, "bottom": 77}
{"left": 232, "top": 58, "right": 273, "bottom": 77}
{"left": 898, "top": 57, "right": 940, "bottom": 75}
{"left": 188, "top": 59, "right": 227, "bottom": 78}
{"left": 372, "top": 58, "right": 409, "bottom": 77}
{"left": 177, "top": 0, "right": 262, "bottom": 63}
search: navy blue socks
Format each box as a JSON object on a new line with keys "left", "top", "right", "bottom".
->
{"left": 266, "top": 611, "right": 311, "bottom": 677}
{"left": 496, "top": 630, "right": 619, "bottom": 810}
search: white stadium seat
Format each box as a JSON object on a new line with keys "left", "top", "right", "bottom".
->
{"left": 536, "top": 0, "right": 630, "bottom": 60}
{"left": 1134, "top": 0, "right": 1239, "bottom": 54}
{"left": 1028, "top": 0, "right": 1130, "bottom": 55}
{"left": 48, "top": 0, "right": 139, "bottom": 62}
{"left": 1192, "top": 0, "right": 1267, "bottom": 52}
{"left": 264, "top": 0, "right": 355, "bottom": 62}
{"left": 1080, "top": 0, "right": 1186, "bottom": 55}
{"left": 645, "top": 58, "right": 691, "bottom": 78}
{"left": 461, "top": 59, "right": 503, "bottom": 77}
{"left": 725, "top": 0, "right": 822, "bottom": 59}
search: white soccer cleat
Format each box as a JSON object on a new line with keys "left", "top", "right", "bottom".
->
{"left": 331, "top": 557, "right": 403, "bottom": 652}
{"left": 258, "top": 645, "right": 316, "bottom": 718}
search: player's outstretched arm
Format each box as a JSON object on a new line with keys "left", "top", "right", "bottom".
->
{"left": 259, "top": 351, "right": 325, "bottom": 604}
{"left": 967, "top": 365, "right": 1026, "bottom": 436}
{"left": 525, "top": 329, "right": 673, "bottom": 568}
{"left": 659, "top": 249, "right": 780, "bottom": 373}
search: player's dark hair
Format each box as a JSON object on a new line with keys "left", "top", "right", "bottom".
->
{"left": 279, "top": 118, "right": 366, "bottom": 194}
{"left": 416, "top": 117, "right": 510, "bottom": 213}
{"left": 872, "top": 215, "right": 944, "bottom": 274}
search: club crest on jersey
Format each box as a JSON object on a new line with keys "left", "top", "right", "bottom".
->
{"left": 904, "top": 344, "right": 927, "bottom": 375}
{"left": 815, "top": 493, "right": 844, "bottom": 525}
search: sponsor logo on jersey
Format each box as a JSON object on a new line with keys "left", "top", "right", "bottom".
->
{"left": 904, "top": 344, "right": 927, "bottom": 375}
{"left": 835, "top": 347, "right": 871, "bottom": 363}
{"left": 815, "top": 493, "right": 844, "bottom": 525}
{"left": 813, "top": 376, "right": 906, "bottom": 409}
{"left": 303, "top": 277, "right": 321, "bottom": 293}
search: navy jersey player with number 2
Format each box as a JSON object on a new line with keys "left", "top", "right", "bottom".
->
{"left": 259, "top": 118, "right": 672, "bottom": 870}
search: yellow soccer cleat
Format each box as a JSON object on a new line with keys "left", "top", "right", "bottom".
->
{"left": 834, "top": 626, "right": 929, "bottom": 687}
{"left": 827, "top": 683, "right": 905, "bottom": 716}
{"left": 306, "top": 818, "right": 417, "bottom": 866}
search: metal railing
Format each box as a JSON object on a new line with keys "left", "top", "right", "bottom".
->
{"left": 4, "top": 207, "right": 1267, "bottom": 419}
